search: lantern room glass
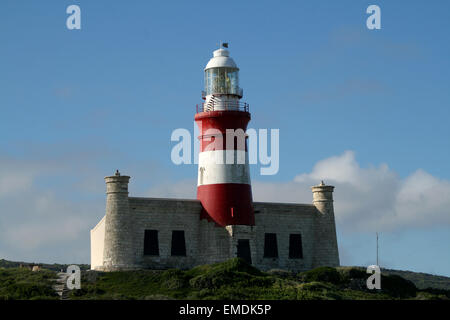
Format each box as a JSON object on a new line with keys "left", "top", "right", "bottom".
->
{"left": 205, "top": 67, "right": 239, "bottom": 95}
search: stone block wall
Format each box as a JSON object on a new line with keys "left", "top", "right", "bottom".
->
{"left": 91, "top": 195, "right": 340, "bottom": 272}
{"left": 253, "top": 202, "right": 317, "bottom": 271}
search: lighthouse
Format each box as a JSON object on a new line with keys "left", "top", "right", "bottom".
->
{"left": 195, "top": 44, "right": 255, "bottom": 227}
{"left": 91, "top": 44, "right": 340, "bottom": 272}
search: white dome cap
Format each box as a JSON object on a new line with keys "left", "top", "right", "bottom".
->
{"left": 204, "top": 48, "right": 239, "bottom": 71}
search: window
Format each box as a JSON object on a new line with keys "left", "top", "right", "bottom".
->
{"left": 143, "top": 230, "right": 159, "bottom": 256}
{"left": 205, "top": 67, "right": 239, "bottom": 95}
{"left": 171, "top": 230, "right": 186, "bottom": 256}
{"left": 263, "top": 233, "right": 278, "bottom": 258}
{"left": 289, "top": 234, "right": 303, "bottom": 259}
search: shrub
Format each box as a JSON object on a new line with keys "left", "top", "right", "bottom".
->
{"left": 381, "top": 274, "right": 417, "bottom": 298}
{"left": 188, "top": 259, "right": 272, "bottom": 290}
{"left": 298, "top": 267, "right": 342, "bottom": 284}
{"left": 144, "top": 294, "right": 173, "bottom": 300}
{"left": 161, "top": 269, "right": 189, "bottom": 290}
{"left": 267, "top": 269, "right": 295, "bottom": 278}
{"left": 338, "top": 267, "right": 367, "bottom": 280}
{"left": 0, "top": 268, "right": 58, "bottom": 300}
{"left": 419, "top": 288, "right": 450, "bottom": 299}
{"left": 190, "top": 270, "right": 233, "bottom": 289}
{"left": 298, "top": 281, "right": 335, "bottom": 291}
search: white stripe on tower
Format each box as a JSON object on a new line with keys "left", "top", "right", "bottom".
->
{"left": 198, "top": 150, "right": 250, "bottom": 186}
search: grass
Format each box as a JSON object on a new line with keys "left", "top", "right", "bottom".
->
{"left": 1, "top": 258, "right": 448, "bottom": 300}
{"left": 0, "top": 267, "right": 59, "bottom": 300}
{"left": 68, "top": 258, "right": 450, "bottom": 300}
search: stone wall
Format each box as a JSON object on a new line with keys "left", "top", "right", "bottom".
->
{"left": 91, "top": 194, "right": 340, "bottom": 271}
{"left": 90, "top": 216, "right": 105, "bottom": 270}
{"left": 131, "top": 197, "right": 203, "bottom": 269}
{"left": 253, "top": 202, "right": 317, "bottom": 271}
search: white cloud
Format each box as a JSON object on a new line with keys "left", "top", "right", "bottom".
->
{"left": 0, "top": 185, "right": 102, "bottom": 255}
{"left": 0, "top": 155, "right": 104, "bottom": 263}
{"left": 252, "top": 151, "right": 450, "bottom": 232}
{"left": 4, "top": 215, "right": 89, "bottom": 250}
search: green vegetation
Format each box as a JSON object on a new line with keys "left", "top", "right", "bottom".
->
{"left": 1, "top": 258, "right": 449, "bottom": 300}
{"left": 383, "top": 268, "right": 450, "bottom": 291}
{"left": 68, "top": 258, "right": 450, "bottom": 300}
{"left": 299, "top": 266, "right": 342, "bottom": 284}
{"left": 0, "top": 268, "right": 58, "bottom": 300}
{"left": 0, "top": 258, "right": 90, "bottom": 272}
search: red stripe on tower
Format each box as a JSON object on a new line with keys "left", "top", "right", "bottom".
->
{"left": 195, "top": 45, "right": 254, "bottom": 227}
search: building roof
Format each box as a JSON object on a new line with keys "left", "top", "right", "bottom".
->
{"left": 205, "top": 48, "right": 238, "bottom": 71}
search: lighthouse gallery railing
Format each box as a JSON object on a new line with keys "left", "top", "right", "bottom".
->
{"left": 196, "top": 101, "right": 249, "bottom": 113}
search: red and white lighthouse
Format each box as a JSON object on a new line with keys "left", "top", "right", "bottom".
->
{"left": 195, "top": 45, "right": 254, "bottom": 227}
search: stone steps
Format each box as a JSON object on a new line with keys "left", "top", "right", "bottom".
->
{"left": 53, "top": 272, "right": 70, "bottom": 300}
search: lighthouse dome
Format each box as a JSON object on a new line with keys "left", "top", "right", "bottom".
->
{"left": 205, "top": 48, "right": 238, "bottom": 70}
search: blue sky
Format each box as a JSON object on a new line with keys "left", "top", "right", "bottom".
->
{"left": 0, "top": 0, "right": 449, "bottom": 276}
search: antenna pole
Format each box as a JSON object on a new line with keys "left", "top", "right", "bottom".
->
{"left": 376, "top": 232, "right": 379, "bottom": 266}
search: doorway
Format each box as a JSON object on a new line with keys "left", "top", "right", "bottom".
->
{"left": 236, "top": 239, "right": 252, "bottom": 265}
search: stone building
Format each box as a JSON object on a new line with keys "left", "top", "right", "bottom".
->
{"left": 90, "top": 46, "right": 339, "bottom": 271}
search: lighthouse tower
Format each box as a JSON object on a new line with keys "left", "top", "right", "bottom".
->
{"left": 195, "top": 44, "right": 254, "bottom": 227}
